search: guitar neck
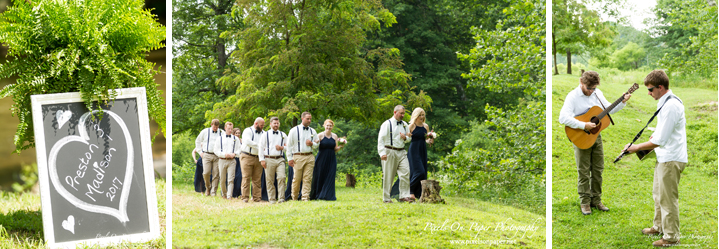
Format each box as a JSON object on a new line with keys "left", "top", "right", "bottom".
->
{"left": 596, "top": 94, "right": 625, "bottom": 120}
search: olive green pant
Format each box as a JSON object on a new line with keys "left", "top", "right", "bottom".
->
{"left": 652, "top": 161, "right": 686, "bottom": 242}
{"left": 573, "top": 135, "right": 604, "bottom": 205}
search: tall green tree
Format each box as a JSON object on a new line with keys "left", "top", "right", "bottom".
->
{"left": 172, "top": 0, "right": 242, "bottom": 134}
{"left": 552, "top": 0, "right": 620, "bottom": 74}
{"left": 610, "top": 42, "right": 646, "bottom": 70}
{"left": 213, "top": 0, "right": 429, "bottom": 127}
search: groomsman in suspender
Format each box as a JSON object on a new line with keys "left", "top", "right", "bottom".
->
{"left": 259, "top": 117, "right": 288, "bottom": 204}
{"left": 214, "top": 122, "right": 242, "bottom": 199}
{"left": 377, "top": 105, "right": 412, "bottom": 203}
{"left": 195, "top": 119, "right": 225, "bottom": 196}
{"left": 287, "top": 112, "right": 319, "bottom": 201}
{"left": 240, "top": 117, "right": 266, "bottom": 202}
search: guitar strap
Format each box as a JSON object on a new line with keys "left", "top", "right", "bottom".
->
{"left": 614, "top": 95, "right": 679, "bottom": 163}
{"left": 595, "top": 93, "right": 615, "bottom": 126}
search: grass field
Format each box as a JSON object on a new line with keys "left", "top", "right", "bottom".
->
{"left": 0, "top": 179, "right": 166, "bottom": 248}
{"left": 172, "top": 179, "right": 546, "bottom": 248}
{"left": 551, "top": 72, "right": 718, "bottom": 248}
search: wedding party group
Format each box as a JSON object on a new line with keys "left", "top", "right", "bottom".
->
{"left": 189, "top": 105, "right": 436, "bottom": 204}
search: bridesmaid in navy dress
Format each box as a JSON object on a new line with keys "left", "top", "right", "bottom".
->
{"left": 192, "top": 148, "right": 206, "bottom": 193}
{"left": 230, "top": 128, "right": 243, "bottom": 198}
{"left": 310, "top": 119, "right": 345, "bottom": 200}
{"left": 391, "top": 107, "right": 434, "bottom": 200}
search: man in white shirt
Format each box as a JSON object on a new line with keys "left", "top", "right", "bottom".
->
{"left": 623, "top": 70, "right": 687, "bottom": 247}
{"left": 195, "top": 119, "right": 225, "bottom": 196}
{"left": 259, "top": 117, "right": 287, "bottom": 204}
{"left": 558, "top": 71, "right": 630, "bottom": 215}
{"left": 214, "top": 122, "right": 242, "bottom": 199}
{"left": 377, "top": 105, "right": 412, "bottom": 203}
{"left": 286, "top": 112, "right": 319, "bottom": 201}
{"left": 240, "top": 117, "right": 266, "bottom": 202}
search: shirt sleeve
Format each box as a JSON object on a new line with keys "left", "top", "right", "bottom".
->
{"left": 558, "top": 92, "right": 586, "bottom": 130}
{"left": 311, "top": 128, "right": 319, "bottom": 150}
{"left": 214, "top": 136, "right": 225, "bottom": 158}
{"left": 281, "top": 132, "right": 287, "bottom": 152}
{"left": 195, "top": 128, "right": 206, "bottom": 153}
{"left": 402, "top": 122, "right": 411, "bottom": 144}
{"left": 287, "top": 127, "right": 296, "bottom": 161}
{"left": 377, "top": 121, "right": 388, "bottom": 157}
{"left": 259, "top": 133, "right": 267, "bottom": 162}
{"left": 233, "top": 137, "right": 242, "bottom": 158}
{"left": 243, "top": 129, "right": 260, "bottom": 149}
{"left": 650, "top": 103, "right": 679, "bottom": 147}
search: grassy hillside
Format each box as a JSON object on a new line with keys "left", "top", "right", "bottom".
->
{"left": 172, "top": 180, "right": 546, "bottom": 248}
{"left": 551, "top": 72, "right": 718, "bottom": 248}
{"left": 0, "top": 179, "right": 166, "bottom": 248}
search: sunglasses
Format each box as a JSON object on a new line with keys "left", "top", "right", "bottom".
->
{"left": 585, "top": 86, "right": 596, "bottom": 91}
{"left": 647, "top": 86, "right": 655, "bottom": 92}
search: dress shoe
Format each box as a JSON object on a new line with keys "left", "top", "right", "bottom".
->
{"left": 278, "top": 199, "right": 285, "bottom": 203}
{"left": 642, "top": 227, "right": 661, "bottom": 235}
{"left": 591, "top": 202, "right": 609, "bottom": 211}
{"left": 652, "top": 239, "right": 679, "bottom": 247}
{"left": 580, "top": 204, "right": 591, "bottom": 215}
{"left": 399, "top": 197, "right": 414, "bottom": 203}
{"left": 204, "top": 189, "right": 210, "bottom": 196}
{"left": 242, "top": 199, "right": 249, "bottom": 203}
{"left": 383, "top": 200, "right": 393, "bottom": 204}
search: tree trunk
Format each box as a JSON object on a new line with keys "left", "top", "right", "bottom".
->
{"left": 217, "top": 40, "right": 227, "bottom": 72}
{"left": 345, "top": 174, "right": 356, "bottom": 188}
{"left": 566, "top": 48, "right": 572, "bottom": 74}
{"left": 552, "top": 28, "right": 559, "bottom": 75}
{"left": 419, "top": 179, "right": 445, "bottom": 204}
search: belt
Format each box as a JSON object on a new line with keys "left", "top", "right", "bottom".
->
{"left": 384, "top": 146, "right": 404, "bottom": 151}
{"left": 220, "top": 158, "right": 234, "bottom": 160}
{"left": 241, "top": 152, "right": 258, "bottom": 157}
{"left": 265, "top": 155, "right": 283, "bottom": 159}
{"left": 293, "top": 152, "right": 312, "bottom": 156}
{"left": 203, "top": 152, "right": 215, "bottom": 154}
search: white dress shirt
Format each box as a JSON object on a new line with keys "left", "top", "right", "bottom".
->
{"left": 195, "top": 127, "right": 226, "bottom": 153}
{"left": 241, "top": 126, "right": 264, "bottom": 155}
{"left": 213, "top": 134, "right": 242, "bottom": 159}
{"left": 558, "top": 85, "right": 627, "bottom": 129}
{"left": 377, "top": 117, "right": 411, "bottom": 157}
{"left": 649, "top": 90, "right": 687, "bottom": 163}
{"left": 259, "top": 129, "right": 287, "bottom": 161}
{"left": 286, "top": 125, "right": 319, "bottom": 161}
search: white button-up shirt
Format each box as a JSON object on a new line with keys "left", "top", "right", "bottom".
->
{"left": 195, "top": 127, "right": 226, "bottom": 153}
{"left": 241, "top": 126, "right": 264, "bottom": 155}
{"left": 213, "top": 134, "right": 242, "bottom": 159}
{"left": 558, "top": 85, "right": 627, "bottom": 129}
{"left": 377, "top": 117, "right": 411, "bottom": 157}
{"left": 649, "top": 90, "right": 687, "bottom": 163}
{"left": 259, "top": 129, "right": 287, "bottom": 161}
{"left": 286, "top": 125, "right": 318, "bottom": 161}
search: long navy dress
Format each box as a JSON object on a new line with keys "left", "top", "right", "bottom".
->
{"left": 310, "top": 136, "right": 337, "bottom": 200}
{"left": 231, "top": 157, "right": 242, "bottom": 198}
{"left": 194, "top": 156, "right": 205, "bottom": 193}
{"left": 391, "top": 126, "right": 428, "bottom": 199}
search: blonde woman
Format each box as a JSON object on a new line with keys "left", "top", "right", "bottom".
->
{"left": 391, "top": 107, "right": 433, "bottom": 200}
{"left": 310, "top": 119, "right": 345, "bottom": 200}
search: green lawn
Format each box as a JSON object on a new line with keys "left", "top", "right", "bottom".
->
{"left": 551, "top": 73, "right": 718, "bottom": 248}
{"left": 0, "top": 179, "right": 166, "bottom": 248}
{"left": 172, "top": 180, "right": 546, "bottom": 248}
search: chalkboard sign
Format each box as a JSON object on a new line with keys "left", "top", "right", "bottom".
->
{"left": 31, "top": 87, "right": 160, "bottom": 248}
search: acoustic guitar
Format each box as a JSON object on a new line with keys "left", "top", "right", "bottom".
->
{"left": 565, "top": 83, "right": 639, "bottom": 149}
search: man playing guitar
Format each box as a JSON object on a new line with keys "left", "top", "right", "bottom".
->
{"left": 558, "top": 71, "right": 631, "bottom": 215}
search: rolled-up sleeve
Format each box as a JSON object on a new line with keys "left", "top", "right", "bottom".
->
{"left": 377, "top": 121, "right": 388, "bottom": 157}
{"left": 558, "top": 93, "right": 585, "bottom": 130}
{"left": 650, "top": 105, "right": 679, "bottom": 147}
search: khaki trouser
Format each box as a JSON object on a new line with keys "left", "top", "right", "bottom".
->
{"left": 291, "top": 154, "right": 314, "bottom": 200}
{"left": 202, "top": 153, "right": 220, "bottom": 195}
{"left": 573, "top": 135, "right": 604, "bottom": 205}
{"left": 652, "top": 161, "right": 686, "bottom": 242}
{"left": 264, "top": 157, "right": 286, "bottom": 202}
{"left": 382, "top": 149, "right": 410, "bottom": 202}
{"left": 240, "top": 153, "right": 263, "bottom": 201}
{"left": 218, "top": 158, "right": 236, "bottom": 198}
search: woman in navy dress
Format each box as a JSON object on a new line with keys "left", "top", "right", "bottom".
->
{"left": 192, "top": 148, "right": 205, "bottom": 193}
{"left": 310, "top": 119, "right": 344, "bottom": 200}
{"left": 231, "top": 128, "right": 243, "bottom": 198}
{"left": 391, "top": 108, "right": 434, "bottom": 200}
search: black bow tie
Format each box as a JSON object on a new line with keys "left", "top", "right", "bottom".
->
{"left": 255, "top": 129, "right": 261, "bottom": 134}
{"left": 273, "top": 131, "right": 278, "bottom": 135}
{"left": 303, "top": 127, "right": 309, "bottom": 130}
{"left": 226, "top": 135, "right": 231, "bottom": 138}
{"left": 396, "top": 121, "right": 402, "bottom": 125}
{"left": 212, "top": 130, "right": 217, "bottom": 133}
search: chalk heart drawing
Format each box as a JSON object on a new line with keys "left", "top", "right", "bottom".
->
{"left": 48, "top": 110, "right": 134, "bottom": 223}
{"left": 56, "top": 110, "right": 72, "bottom": 129}
{"left": 62, "top": 215, "right": 75, "bottom": 234}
